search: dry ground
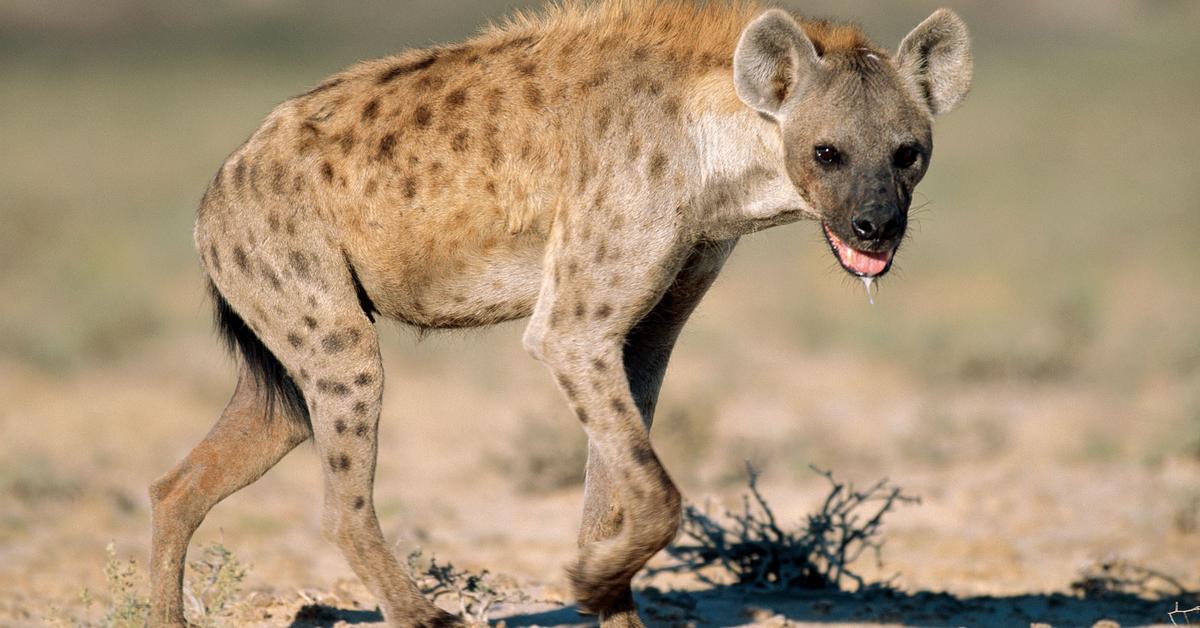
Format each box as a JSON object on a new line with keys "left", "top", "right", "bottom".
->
{"left": 2, "top": 1, "right": 1199, "bottom": 626}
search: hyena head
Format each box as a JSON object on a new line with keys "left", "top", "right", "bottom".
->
{"left": 734, "top": 9, "right": 973, "bottom": 278}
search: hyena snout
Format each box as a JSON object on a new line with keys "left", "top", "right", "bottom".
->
{"left": 850, "top": 200, "right": 906, "bottom": 247}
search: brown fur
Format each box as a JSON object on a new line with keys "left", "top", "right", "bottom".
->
{"left": 151, "top": 2, "right": 971, "bottom": 626}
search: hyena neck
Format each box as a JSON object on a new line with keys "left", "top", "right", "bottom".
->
{"left": 681, "top": 79, "right": 813, "bottom": 240}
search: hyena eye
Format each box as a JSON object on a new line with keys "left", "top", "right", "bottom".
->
{"left": 813, "top": 145, "right": 842, "bottom": 167}
{"left": 893, "top": 144, "right": 921, "bottom": 169}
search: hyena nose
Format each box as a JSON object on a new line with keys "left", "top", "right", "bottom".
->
{"left": 851, "top": 204, "right": 903, "bottom": 243}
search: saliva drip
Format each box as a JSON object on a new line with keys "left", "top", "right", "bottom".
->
{"left": 861, "top": 276, "right": 876, "bottom": 305}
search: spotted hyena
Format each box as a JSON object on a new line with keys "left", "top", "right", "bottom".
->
{"left": 149, "top": 2, "right": 971, "bottom": 625}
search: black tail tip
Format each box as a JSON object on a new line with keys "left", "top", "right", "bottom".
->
{"left": 208, "top": 281, "right": 310, "bottom": 428}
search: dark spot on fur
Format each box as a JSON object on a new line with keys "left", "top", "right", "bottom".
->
{"left": 581, "top": 70, "right": 609, "bottom": 91}
{"left": 591, "top": 358, "right": 607, "bottom": 372}
{"left": 335, "top": 419, "right": 347, "bottom": 434}
{"left": 267, "top": 212, "right": 281, "bottom": 232}
{"left": 322, "top": 329, "right": 362, "bottom": 354}
{"left": 209, "top": 245, "right": 222, "bottom": 273}
{"left": 232, "top": 159, "right": 246, "bottom": 188}
{"left": 361, "top": 98, "right": 380, "bottom": 121}
{"left": 353, "top": 496, "right": 366, "bottom": 510}
{"left": 303, "top": 315, "right": 318, "bottom": 330}
{"left": 297, "top": 121, "right": 321, "bottom": 154}
{"left": 516, "top": 61, "right": 538, "bottom": 77}
{"left": 632, "top": 442, "right": 656, "bottom": 466}
{"left": 354, "top": 372, "right": 374, "bottom": 387}
{"left": 649, "top": 150, "right": 668, "bottom": 180}
{"left": 575, "top": 406, "right": 589, "bottom": 424}
{"left": 413, "top": 105, "right": 433, "bottom": 128}
{"left": 287, "top": 332, "right": 303, "bottom": 348}
{"left": 378, "top": 53, "right": 439, "bottom": 84}
{"left": 597, "top": 107, "right": 613, "bottom": 135}
{"left": 317, "top": 379, "right": 351, "bottom": 396}
{"left": 594, "top": 304, "right": 613, "bottom": 320}
{"left": 611, "top": 397, "right": 629, "bottom": 415}
{"left": 451, "top": 130, "right": 470, "bottom": 152}
{"left": 270, "top": 162, "right": 286, "bottom": 195}
{"left": 377, "top": 133, "right": 396, "bottom": 160}
{"left": 261, "top": 264, "right": 282, "bottom": 290}
{"left": 289, "top": 251, "right": 311, "bottom": 279}
{"left": 353, "top": 401, "right": 369, "bottom": 416}
{"left": 523, "top": 83, "right": 544, "bottom": 109}
{"left": 444, "top": 88, "right": 468, "bottom": 108}
{"left": 415, "top": 73, "right": 446, "bottom": 92}
{"left": 321, "top": 161, "right": 335, "bottom": 183}
{"left": 354, "top": 422, "right": 368, "bottom": 438}
{"left": 556, "top": 374, "right": 578, "bottom": 401}
{"left": 664, "top": 96, "right": 682, "bottom": 118}
{"left": 330, "top": 454, "right": 351, "bottom": 471}
{"left": 233, "top": 246, "right": 250, "bottom": 274}
{"left": 574, "top": 302, "right": 586, "bottom": 320}
{"left": 486, "top": 88, "right": 505, "bottom": 114}
{"left": 484, "top": 180, "right": 497, "bottom": 196}
{"left": 403, "top": 176, "right": 418, "bottom": 199}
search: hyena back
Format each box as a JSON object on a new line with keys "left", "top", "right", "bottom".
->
{"left": 152, "top": 2, "right": 971, "bottom": 626}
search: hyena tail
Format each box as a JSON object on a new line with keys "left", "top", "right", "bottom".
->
{"left": 207, "top": 280, "right": 311, "bottom": 429}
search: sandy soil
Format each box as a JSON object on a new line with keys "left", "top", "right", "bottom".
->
{"left": 3, "top": 319, "right": 1197, "bottom": 627}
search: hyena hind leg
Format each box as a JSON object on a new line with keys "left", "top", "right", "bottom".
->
{"left": 148, "top": 369, "right": 310, "bottom": 627}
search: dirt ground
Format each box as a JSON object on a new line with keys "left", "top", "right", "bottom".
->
{"left": 2, "top": 314, "right": 1198, "bottom": 626}
{"left": 2, "top": 1, "right": 1199, "bottom": 626}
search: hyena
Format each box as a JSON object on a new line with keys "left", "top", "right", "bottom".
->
{"left": 150, "top": 1, "right": 971, "bottom": 625}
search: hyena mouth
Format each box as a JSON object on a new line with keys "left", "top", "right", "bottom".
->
{"left": 822, "top": 224, "right": 895, "bottom": 278}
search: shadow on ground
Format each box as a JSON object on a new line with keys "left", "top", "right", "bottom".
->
{"left": 284, "top": 587, "right": 1198, "bottom": 626}
{"left": 494, "top": 586, "right": 1199, "bottom": 627}
{"left": 289, "top": 604, "right": 384, "bottom": 627}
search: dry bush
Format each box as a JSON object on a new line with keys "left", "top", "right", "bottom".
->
{"left": 653, "top": 464, "right": 918, "bottom": 592}
{"left": 95, "top": 542, "right": 150, "bottom": 627}
{"left": 405, "top": 549, "right": 531, "bottom": 624}
{"left": 1071, "top": 557, "right": 1195, "bottom": 601}
{"left": 58, "top": 541, "right": 248, "bottom": 627}
{"left": 184, "top": 542, "right": 248, "bottom": 626}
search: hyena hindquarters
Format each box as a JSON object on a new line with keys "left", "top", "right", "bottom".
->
{"left": 165, "top": 172, "right": 461, "bottom": 625}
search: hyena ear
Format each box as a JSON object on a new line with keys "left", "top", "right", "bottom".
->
{"left": 896, "top": 9, "right": 973, "bottom": 116}
{"left": 733, "top": 9, "right": 820, "bottom": 118}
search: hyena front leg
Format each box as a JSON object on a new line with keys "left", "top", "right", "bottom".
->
{"left": 524, "top": 220, "right": 693, "bottom": 624}
{"left": 575, "top": 238, "right": 736, "bottom": 623}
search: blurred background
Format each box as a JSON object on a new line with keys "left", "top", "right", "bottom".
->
{"left": 2, "top": 0, "right": 1198, "bottom": 624}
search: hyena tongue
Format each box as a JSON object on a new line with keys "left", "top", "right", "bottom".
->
{"left": 839, "top": 246, "right": 890, "bottom": 277}
{"left": 861, "top": 276, "right": 876, "bottom": 305}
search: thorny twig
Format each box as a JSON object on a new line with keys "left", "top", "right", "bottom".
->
{"left": 1170, "top": 602, "right": 1200, "bottom": 625}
